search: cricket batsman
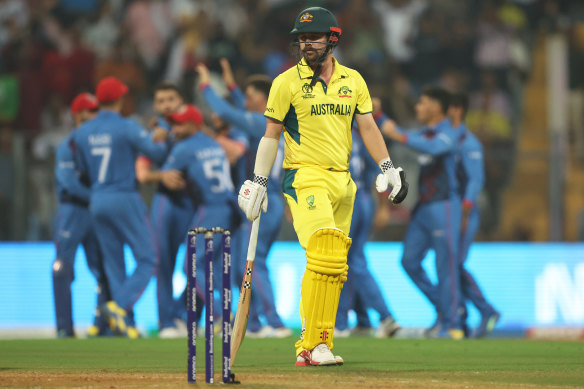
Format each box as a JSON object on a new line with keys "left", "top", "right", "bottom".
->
{"left": 238, "top": 7, "right": 408, "bottom": 366}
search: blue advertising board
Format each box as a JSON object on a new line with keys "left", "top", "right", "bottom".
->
{"left": 1, "top": 242, "right": 583, "bottom": 333}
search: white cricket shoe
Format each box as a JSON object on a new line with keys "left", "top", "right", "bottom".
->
{"left": 295, "top": 343, "right": 343, "bottom": 366}
{"left": 271, "top": 326, "right": 293, "bottom": 338}
{"left": 334, "top": 328, "right": 351, "bottom": 338}
{"left": 375, "top": 317, "right": 400, "bottom": 338}
{"left": 159, "top": 326, "right": 186, "bottom": 339}
{"left": 246, "top": 325, "right": 273, "bottom": 338}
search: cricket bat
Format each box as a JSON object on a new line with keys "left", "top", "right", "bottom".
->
{"left": 230, "top": 214, "right": 261, "bottom": 366}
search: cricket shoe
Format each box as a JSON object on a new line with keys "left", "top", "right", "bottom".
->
{"left": 99, "top": 301, "right": 140, "bottom": 339}
{"left": 246, "top": 325, "right": 274, "bottom": 338}
{"left": 424, "top": 315, "right": 444, "bottom": 338}
{"left": 350, "top": 325, "right": 372, "bottom": 337}
{"left": 435, "top": 328, "right": 465, "bottom": 340}
{"left": 159, "top": 326, "right": 187, "bottom": 339}
{"left": 473, "top": 311, "right": 501, "bottom": 338}
{"left": 271, "top": 326, "right": 293, "bottom": 338}
{"left": 375, "top": 317, "right": 401, "bottom": 338}
{"left": 295, "top": 343, "right": 343, "bottom": 366}
{"left": 334, "top": 328, "right": 351, "bottom": 338}
{"left": 56, "top": 329, "right": 75, "bottom": 338}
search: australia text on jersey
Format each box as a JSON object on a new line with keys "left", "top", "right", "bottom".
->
{"left": 310, "top": 103, "right": 352, "bottom": 116}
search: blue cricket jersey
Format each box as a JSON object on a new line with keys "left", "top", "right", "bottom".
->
{"left": 55, "top": 132, "right": 90, "bottom": 205}
{"left": 456, "top": 124, "right": 484, "bottom": 205}
{"left": 162, "top": 131, "right": 236, "bottom": 206}
{"left": 401, "top": 118, "right": 460, "bottom": 203}
{"left": 74, "top": 110, "right": 168, "bottom": 193}
{"left": 226, "top": 127, "right": 250, "bottom": 189}
{"left": 202, "top": 84, "right": 284, "bottom": 193}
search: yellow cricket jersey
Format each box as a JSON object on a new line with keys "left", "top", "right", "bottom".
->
{"left": 264, "top": 57, "right": 373, "bottom": 172}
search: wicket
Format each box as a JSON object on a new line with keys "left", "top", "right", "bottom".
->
{"left": 186, "top": 227, "right": 232, "bottom": 384}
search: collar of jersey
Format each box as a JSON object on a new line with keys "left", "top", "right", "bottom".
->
{"left": 429, "top": 117, "right": 451, "bottom": 131}
{"left": 296, "top": 57, "right": 348, "bottom": 83}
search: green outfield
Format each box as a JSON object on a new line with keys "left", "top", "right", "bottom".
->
{"left": 0, "top": 337, "right": 583, "bottom": 388}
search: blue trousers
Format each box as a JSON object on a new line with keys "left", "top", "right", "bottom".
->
{"left": 91, "top": 192, "right": 157, "bottom": 314}
{"left": 460, "top": 209, "right": 494, "bottom": 316}
{"left": 151, "top": 193, "right": 194, "bottom": 329}
{"left": 401, "top": 198, "right": 462, "bottom": 329}
{"left": 245, "top": 192, "right": 286, "bottom": 331}
{"left": 336, "top": 190, "right": 393, "bottom": 330}
{"left": 53, "top": 202, "right": 109, "bottom": 335}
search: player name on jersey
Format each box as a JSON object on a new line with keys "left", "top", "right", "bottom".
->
{"left": 88, "top": 134, "right": 112, "bottom": 146}
{"left": 310, "top": 103, "right": 352, "bottom": 116}
{"left": 195, "top": 147, "right": 226, "bottom": 160}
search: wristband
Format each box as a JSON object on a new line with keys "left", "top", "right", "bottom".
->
{"left": 253, "top": 175, "right": 268, "bottom": 188}
{"left": 378, "top": 157, "right": 394, "bottom": 173}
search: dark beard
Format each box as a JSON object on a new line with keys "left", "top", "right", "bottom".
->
{"left": 302, "top": 47, "right": 327, "bottom": 67}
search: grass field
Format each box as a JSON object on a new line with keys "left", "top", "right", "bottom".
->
{"left": 1, "top": 337, "right": 583, "bottom": 388}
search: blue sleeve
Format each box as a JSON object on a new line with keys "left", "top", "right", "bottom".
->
{"left": 72, "top": 132, "right": 88, "bottom": 177}
{"left": 404, "top": 128, "right": 458, "bottom": 156}
{"left": 126, "top": 120, "right": 168, "bottom": 165}
{"left": 162, "top": 144, "right": 188, "bottom": 171}
{"left": 156, "top": 117, "right": 171, "bottom": 131}
{"left": 229, "top": 86, "right": 246, "bottom": 110}
{"left": 374, "top": 113, "right": 390, "bottom": 128}
{"left": 364, "top": 151, "right": 379, "bottom": 189}
{"left": 56, "top": 141, "right": 90, "bottom": 201}
{"left": 462, "top": 140, "right": 485, "bottom": 203}
{"left": 203, "top": 85, "right": 266, "bottom": 140}
{"left": 229, "top": 129, "right": 250, "bottom": 149}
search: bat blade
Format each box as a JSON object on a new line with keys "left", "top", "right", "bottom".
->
{"left": 230, "top": 260, "right": 254, "bottom": 365}
{"left": 230, "top": 216, "right": 260, "bottom": 366}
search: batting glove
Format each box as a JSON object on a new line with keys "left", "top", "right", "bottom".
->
{"left": 375, "top": 158, "right": 408, "bottom": 204}
{"left": 238, "top": 175, "right": 268, "bottom": 221}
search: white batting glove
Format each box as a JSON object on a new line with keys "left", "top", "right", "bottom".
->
{"left": 238, "top": 175, "right": 268, "bottom": 221}
{"left": 375, "top": 158, "right": 408, "bottom": 204}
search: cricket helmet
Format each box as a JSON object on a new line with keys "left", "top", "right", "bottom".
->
{"left": 290, "top": 7, "right": 340, "bottom": 36}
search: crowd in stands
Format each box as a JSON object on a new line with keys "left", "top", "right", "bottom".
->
{"left": 0, "top": 0, "right": 581, "bottom": 241}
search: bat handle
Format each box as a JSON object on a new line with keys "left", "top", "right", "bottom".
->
{"left": 246, "top": 214, "right": 261, "bottom": 263}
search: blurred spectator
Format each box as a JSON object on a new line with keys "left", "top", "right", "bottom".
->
{"left": 466, "top": 71, "right": 513, "bottom": 236}
{"left": 82, "top": 0, "right": 120, "bottom": 61}
{"left": 95, "top": 38, "right": 145, "bottom": 116}
{"left": 28, "top": 92, "right": 71, "bottom": 240}
{"left": 0, "top": 0, "right": 571, "bottom": 241}
{"left": 372, "top": 0, "right": 427, "bottom": 65}
{"left": 0, "top": 124, "right": 14, "bottom": 240}
{"left": 568, "top": 22, "right": 584, "bottom": 162}
{"left": 124, "top": 0, "right": 173, "bottom": 72}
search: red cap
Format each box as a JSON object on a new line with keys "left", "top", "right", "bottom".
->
{"left": 96, "top": 76, "right": 129, "bottom": 103}
{"left": 167, "top": 104, "right": 203, "bottom": 125}
{"left": 70, "top": 93, "right": 99, "bottom": 115}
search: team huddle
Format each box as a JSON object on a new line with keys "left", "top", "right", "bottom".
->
{"left": 52, "top": 6, "right": 498, "bottom": 366}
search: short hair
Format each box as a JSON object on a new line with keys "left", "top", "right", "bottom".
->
{"left": 154, "top": 81, "right": 181, "bottom": 96}
{"left": 422, "top": 86, "right": 450, "bottom": 114}
{"left": 449, "top": 93, "right": 469, "bottom": 117}
{"left": 245, "top": 75, "right": 272, "bottom": 99}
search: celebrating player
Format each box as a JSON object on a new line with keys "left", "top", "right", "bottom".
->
{"left": 380, "top": 87, "right": 464, "bottom": 339}
{"left": 134, "top": 82, "right": 193, "bottom": 338}
{"left": 53, "top": 93, "right": 108, "bottom": 338}
{"left": 335, "top": 125, "right": 400, "bottom": 339}
{"left": 73, "top": 77, "right": 169, "bottom": 338}
{"left": 162, "top": 104, "right": 240, "bottom": 319}
{"left": 196, "top": 61, "right": 291, "bottom": 338}
{"left": 449, "top": 93, "right": 500, "bottom": 337}
{"left": 237, "top": 7, "right": 408, "bottom": 366}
